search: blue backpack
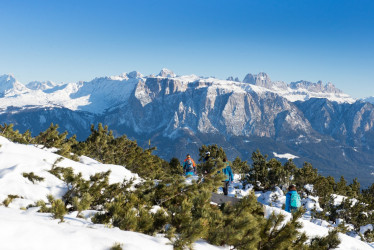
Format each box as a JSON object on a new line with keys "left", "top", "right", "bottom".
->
{"left": 290, "top": 192, "right": 301, "bottom": 208}
{"left": 185, "top": 159, "right": 194, "bottom": 172}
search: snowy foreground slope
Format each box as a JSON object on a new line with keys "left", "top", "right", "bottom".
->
{"left": 0, "top": 136, "right": 372, "bottom": 250}
{"left": 0, "top": 136, "right": 222, "bottom": 250}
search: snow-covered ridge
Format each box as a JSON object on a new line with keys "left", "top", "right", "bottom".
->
{"left": 0, "top": 72, "right": 143, "bottom": 114}
{"left": 242, "top": 72, "right": 355, "bottom": 104}
{"left": 362, "top": 96, "right": 374, "bottom": 104}
{"left": 0, "top": 70, "right": 356, "bottom": 114}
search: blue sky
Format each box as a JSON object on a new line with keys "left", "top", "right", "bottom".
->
{"left": 0, "top": 0, "right": 373, "bottom": 98}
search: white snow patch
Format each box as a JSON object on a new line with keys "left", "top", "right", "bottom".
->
{"left": 273, "top": 152, "right": 299, "bottom": 159}
{"left": 360, "top": 224, "right": 374, "bottom": 235}
{"left": 331, "top": 194, "right": 358, "bottom": 206}
{"left": 0, "top": 136, "right": 140, "bottom": 207}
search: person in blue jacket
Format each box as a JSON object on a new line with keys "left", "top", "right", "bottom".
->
{"left": 285, "top": 184, "right": 301, "bottom": 213}
{"left": 217, "top": 158, "right": 234, "bottom": 195}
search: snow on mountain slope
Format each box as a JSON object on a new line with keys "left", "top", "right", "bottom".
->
{"left": 69, "top": 75, "right": 141, "bottom": 113}
{"left": 0, "top": 70, "right": 356, "bottom": 115}
{"left": 273, "top": 152, "right": 299, "bottom": 159}
{"left": 0, "top": 207, "right": 170, "bottom": 250}
{"left": 363, "top": 96, "right": 374, "bottom": 104}
{"left": 158, "top": 68, "right": 176, "bottom": 78}
{"left": 0, "top": 136, "right": 372, "bottom": 249}
{"left": 224, "top": 181, "right": 374, "bottom": 250}
{"left": 263, "top": 206, "right": 373, "bottom": 250}
{"left": 0, "top": 207, "right": 223, "bottom": 250}
{"left": 0, "top": 74, "right": 28, "bottom": 97}
{"left": 26, "top": 80, "right": 56, "bottom": 90}
{"left": 0, "top": 136, "right": 140, "bottom": 208}
{"left": 0, "top": 72, "right": 142, "bottom": 114}
{"left": 242, "top": 72, "right": 355, "bottom": 103}
{"left": 0, "top": 136, "right": 224, "bottom": 250}
{"left": 272, "top": 85, "right": 355, "bottom": 103}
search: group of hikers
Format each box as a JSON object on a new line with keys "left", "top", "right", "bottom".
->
{"left": 182, "top": 152, "right": 233, "bottom": 195}
{"left": 182, "top": 152, "right": 301, "bottom": 212}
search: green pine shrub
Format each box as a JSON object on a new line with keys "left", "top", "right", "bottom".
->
{"left": 51, "top": 199, "right": 67, "bottom": 222}
{"left": 232, "top": 156, "right": 250, "bottom": 178}
{"left": 35, "top": 199, "right": 51, "bottom": 213}
{"left": 0, "top": 123, "right": 34, "bottom": 144}
{"left": 110, "top": 242, "right": 123, "bottom": 250}
{"left": 72, "top": 193, "right": 93, "bottom": 218}
{"left": 257, "top": 209, "right": 308, "bottom": 250}
{"left": 22, "top": 172, "right": 45, "bottom": 184}
{"left": 34, "top": 123, "right": 68, "bottom": 149}
{"left": 309, "top": 229, "right": 341, "bottom": 250}
{"left": 2, "top": 195, "right": 20, "bottom": 207}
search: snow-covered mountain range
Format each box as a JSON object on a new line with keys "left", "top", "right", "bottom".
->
{"left": 0, "top": 70, "right": 355, "bottom": 115}
{"left": 0, "top": 69, "right": 373, "bottom": 187}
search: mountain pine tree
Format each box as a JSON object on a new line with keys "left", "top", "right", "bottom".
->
{"left": 72, "top": 193, "right": 93, "bottom": 218}
{"left": 294, "top": 162, "right": 318, "bottom": 188}
{"left": 247, "top": 150, "right": 268, "bottom": 190}
{"left": 309, "top": 229, "right": 341, "bottom": 249}
{"left": 232, "top": 156, "right": 250, "bottom": 177}
{"left": 198, "top": 144, "right": 227, "bottom": 161}
{"left": 282, "top": 159, "right": 298, "bottom": 188}
{"left": 348, "top": 178, "right": 360, "bottom": 198}
{"left": 169, "top": 157, "right": 183, "bottom": 175}
{"left": 336, "top": 176, "right": 348, "bottom": 196}
{"left": 22, "top": 172, "right": 45, "bottom": 184}
{"left": 267, "top": 158, "right": 287, "bottom": 189}
{"left": 51, "top": 199, "right": 67, "bottom": 222}
{"left": 0, "top": 123, "right": 34, "bottom": 144}
{"left": 35, "top": 123, "right": 68, "bottom": 148}
{"left": 257, "top": 209, "right": 308, "bottom": 250}
{"left": 56, "top": 135, "right": 79, "bottom": 160}
{"left": 207, "top": 193, "right": 264, "bottom": 250}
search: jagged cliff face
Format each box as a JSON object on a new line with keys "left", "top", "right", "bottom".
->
{"left": 290, "top": 80, "right": 342, "bottom": 94}
{"left": 295, "top": 99, "right": 374, "bottom": 148}
{"left": 0, "top": 70, "right": 374, "bottom": 186}
{"left": 103, "top": 76, "right": 314, "bottom": 140}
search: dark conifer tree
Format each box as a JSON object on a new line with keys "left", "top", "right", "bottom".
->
{"left": 35, "top": 123, "right": 68, "bottom": 149}
{"left": 247, "top": 150, "right": 268, "bottom": 190}
{"left": 232, "top": 156, "right": 250, "bottom": 176}
{"left": 336, "top": 176, "right": 348, "bottom": 196}
{"left": 169, "top": 157, "right": 183, "bottom": 175}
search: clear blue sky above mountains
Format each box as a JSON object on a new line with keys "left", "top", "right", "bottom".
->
{"left": 0, "top": 0, "right": 373, "bottom": 98}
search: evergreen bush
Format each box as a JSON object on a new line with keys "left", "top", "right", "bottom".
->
{"left": 51, "top": 198, "right": 67, "bottom": 222}
{"left": 22, "top": 172, "right": 45, "bottom": 184}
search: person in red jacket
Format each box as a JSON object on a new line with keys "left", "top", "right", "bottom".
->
{"left": 183, "top": 154, "right": 196, "bottom": 176}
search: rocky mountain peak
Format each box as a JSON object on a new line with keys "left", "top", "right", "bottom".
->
{"left": 0, "top": 74, "right": 16, "bottom": 84}
{"left": 243, "top": 72, "right": 272, "bottom": 88}
{"left": 127, "top": 71, "right": 143, "bottom": 79}
{"left": 26, "top": 81, "right": 56, "bottom": 90}
{"left": 242, "top": 73, "right": 256, "bottom": 84}
{"left": 158, "top": 68, "right": 176, "bottom": 78}
{"left": 0, "top": 74, "right": 26, "bottom": 95}
{"left": 325, "top": 82, "right": 341, "bottom": 93}
{"left": 226, "top": 76, "right": 240, "bottom": 82}
{"left": 290, "top": 80, "right": 342, "bottom": 94}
